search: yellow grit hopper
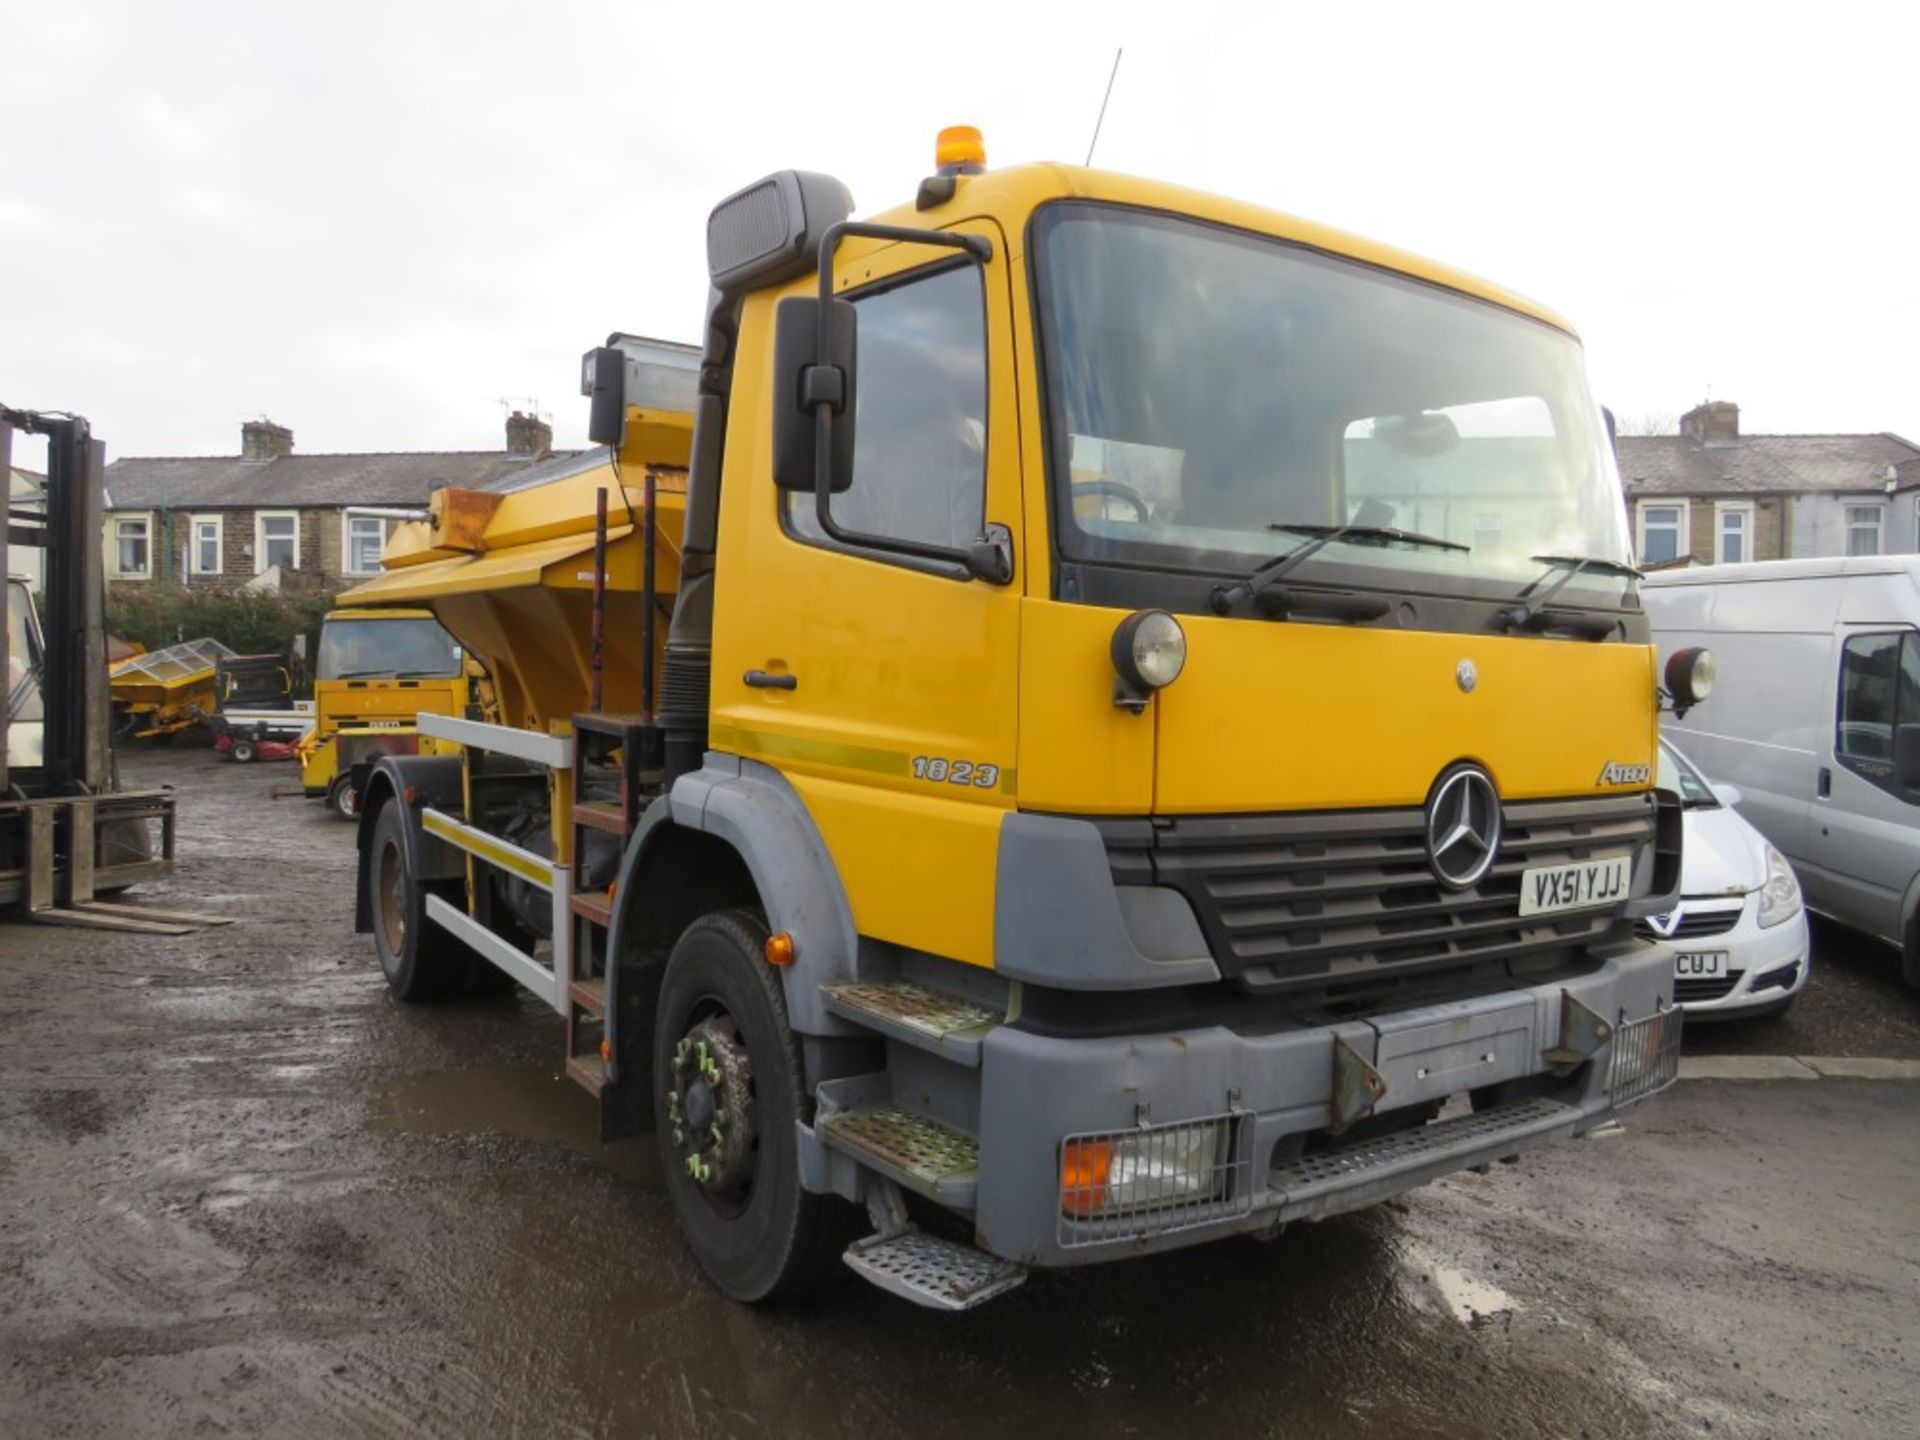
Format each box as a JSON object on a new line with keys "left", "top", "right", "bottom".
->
{"left": 340, "top": 345, "right": 695, "bottom": 735}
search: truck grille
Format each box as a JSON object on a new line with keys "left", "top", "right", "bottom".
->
{"left": 1101, "top": 794, "right": 1657, "bottom": 992}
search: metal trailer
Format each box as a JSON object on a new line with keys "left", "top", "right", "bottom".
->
{"left": 2, "top": 407, "right": 209, "bottom": 934}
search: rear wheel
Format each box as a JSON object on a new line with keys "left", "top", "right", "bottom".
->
{"left": 369, "top": 801, "right": 466, "bottom": 1000}
{"left": 327, "top": 775, "right": 361, "bottom": 821}
{"left": 1904, "top": 915, "right": 1920, "bottom": 991}
{"left": 652, "top": 909, "right": 855, "bottom": 1303}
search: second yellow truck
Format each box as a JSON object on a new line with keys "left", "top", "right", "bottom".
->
{"left": 346, "top": 132, "right": 1703, "bottom": 1310}
{"left": 296, "top": 606, "right": 472, "bottom": 818}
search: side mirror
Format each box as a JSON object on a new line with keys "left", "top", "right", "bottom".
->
{"left": 1602, "top": 405, "right": 1619, "bottom": 455}
{"left": 291, "top": 634, "right": 308, "bottom": 661}
{"left": 1710, "top": 781, "right": 1743, "bottom": 808}
{"left": 582, "top": 345, "right": 626, "bottom": 448}
{"left": 1895, "top": 725, "right": 1920, "bottom": 791}
{"left": 772, "top": 296, "right": 857, "bottom": 493}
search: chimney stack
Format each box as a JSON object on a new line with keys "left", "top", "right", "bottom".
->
{"left": 241, "top": 418, "right": 294, "bottom": 460}
{"left": 1680, "top": 400, "right": 1739, "bottom": 445}
{"left": 505, "top": 410, "right": 552, "bottom": 457}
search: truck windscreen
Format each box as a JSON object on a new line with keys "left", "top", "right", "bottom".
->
{"left": 1033, "top": 203, "right": 1635, "bottom": 608}
{"left": 317, "top": 618, "right": 461, "bottom": 680}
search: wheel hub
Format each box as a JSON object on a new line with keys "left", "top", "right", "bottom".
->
{"left": 665, "top": 1019, "right": 756, "bottom": 1194}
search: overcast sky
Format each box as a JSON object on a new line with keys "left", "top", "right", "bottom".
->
{"left": 3, "top": 1, "right": 1913, "bottom": 465}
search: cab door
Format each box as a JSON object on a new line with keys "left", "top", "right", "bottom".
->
{"left": 709, "top": 218, "right": 1022, "bottom": 969}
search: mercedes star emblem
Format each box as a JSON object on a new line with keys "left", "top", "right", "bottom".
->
{"left": 1425, "top": 765, "right": 1502, "bottom": 889}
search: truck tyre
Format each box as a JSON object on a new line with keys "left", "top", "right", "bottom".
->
{"left": 369, "top": 801, "right": 466, "bottom": 1001}
{"left": 653, "top": 909, "right": 854, "bottom": 1303}
{"left": 327, "top": 775, "right": 361, "bottom": 821}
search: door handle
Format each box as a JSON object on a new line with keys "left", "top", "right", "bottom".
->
{"left": 1817, "top": 766, "right": 1831, "bottom": 799}
{"left": 743, "top": 669, "right": 797, "bottom": 691}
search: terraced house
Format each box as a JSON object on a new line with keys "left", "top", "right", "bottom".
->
{"left": 102, "top": 413, "right": 567, "bottom": 588}
{"left": 1617, "top": 401, "right": 1920, "bottom": 567}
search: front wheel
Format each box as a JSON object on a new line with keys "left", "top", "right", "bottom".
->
{"left": 652, "top": 909, "right": 855, "bottom": 1303}
{"left": 230, "top": 736, "right": 258, "bottom": 764}
{"left": 368, "top": 801, "right": 467, "bottom": 1000}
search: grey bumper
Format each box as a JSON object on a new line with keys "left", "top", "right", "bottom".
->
{"left": 975, "top": 941, "right": 1676, "bottom": 1267}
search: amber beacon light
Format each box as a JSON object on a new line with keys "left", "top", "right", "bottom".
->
{"left": 935, "top": 126, "right": 987, "bottom": 175}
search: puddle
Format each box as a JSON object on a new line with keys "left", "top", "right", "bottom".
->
{"left": 1399, "top": 1239, "right": 1521, "bottom": 1325}
{"left": 373, "top": 1065, "right": 659, "bottom": 1185}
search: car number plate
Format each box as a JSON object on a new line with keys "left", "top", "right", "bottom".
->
{"left": 1674, "top": 950, "right": 1729, "bottom": 979}
{"left": 1517, "top": 856, "right": 1631, "bottom": 916}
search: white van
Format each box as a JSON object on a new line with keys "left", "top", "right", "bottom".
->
{"left": 1643, "top": 556, "right": 1920, "bottom": 988}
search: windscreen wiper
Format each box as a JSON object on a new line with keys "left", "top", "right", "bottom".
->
{"left": 1502, "top": 554, "right": 1642, "bottom": 634}
{"left": 1209, "top": 520, "right": 1468, "bottom": 615}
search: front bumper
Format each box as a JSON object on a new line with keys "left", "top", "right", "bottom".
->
{"left": 1661, "top": 894, "right": 1811, "bottom": 1019}
{"left": 975, "top": 941, "right": 1677, "bottom": 1266}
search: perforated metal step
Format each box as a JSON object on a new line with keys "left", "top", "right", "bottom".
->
{"left": 820, "top": 981, "right": 1002, "bottom": 1066}
{"left": 1269, "top": 1095, "right": 1576, "bottom": 1223}
{"left": 843, "top": 1228, "right": 1025, "bottom": 1312}
{"left": 818, "top": 1105, "right": 979, "bottom": 1208}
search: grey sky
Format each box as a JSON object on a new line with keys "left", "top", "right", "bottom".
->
{"left": 2, "top": 1, "right": 1912, "bottom": 463}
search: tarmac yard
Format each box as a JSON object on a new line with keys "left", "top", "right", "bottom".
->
{"left": 2, "top": 749, "right": 1916, "bottom": 1439}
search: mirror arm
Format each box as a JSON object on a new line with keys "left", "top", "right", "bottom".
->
{"left": 808, "top": 222, "right": 1005, "bottom": 582}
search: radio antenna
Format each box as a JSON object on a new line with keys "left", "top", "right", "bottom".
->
{"left": 1084, "top": 48, "right": 1123, "bottom": 167}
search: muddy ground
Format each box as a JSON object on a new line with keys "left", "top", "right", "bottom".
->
{"left": 1, "top": 746, "right": 1916, "bottom": 1438}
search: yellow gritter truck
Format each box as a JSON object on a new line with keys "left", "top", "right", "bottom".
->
{"left": 295, "top": 606, "right": 473, "bottom": 819}
{"left": 345, "top": 131, "right": 1709, "bottom": 1311}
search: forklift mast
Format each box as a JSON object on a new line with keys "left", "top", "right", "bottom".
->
{"left": 3, "top": 406, "right": 111, "bottom": 795}
{"left": 3, "top": 405, "right": 204, "bottom": 930}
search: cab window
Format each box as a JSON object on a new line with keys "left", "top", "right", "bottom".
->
{"left": 785, "top": 263, "right": 986, "bottom": 554}
{"left": 1836, "top": 630, "right": 1920, "bottom": 797}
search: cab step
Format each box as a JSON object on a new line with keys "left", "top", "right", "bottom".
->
{"left": 817, "top": 1105, "right": 979, "bottom": 1209}
{"left": 572, "top": 801, "right": 632, "bottom": 836}
{"left": 842, "top": 1228, "right": 1025, "bottom": 1312}
{"left": 820, "top": 981, "right": 1001, "bottom": 1067}
{"left": 565, "top": 1052, "right": 605, "bottom": 1097}
{"left": 568, "top": 977, "right": 606, "bottom": 1017}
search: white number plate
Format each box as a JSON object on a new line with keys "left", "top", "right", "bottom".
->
{"left": 1675, "top": 950, "right": 1729, "bottom": 980}
{"left": 1517, "top": 856, "right": 1632, "bottom": 916}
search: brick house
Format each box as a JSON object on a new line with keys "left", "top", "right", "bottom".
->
{"left": 1616, "top": 401, "right": 1920, "bottom": 567}
{"left": 101, "top": 412, "right": 568, "bottom": 587}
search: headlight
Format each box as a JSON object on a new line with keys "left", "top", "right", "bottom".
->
{"left": 1757, "top": 843, "right": 1803, "bottom": 929}
{"left": 1111, "top": 609, "right": 1187, "bottom": 712}
{"left": 1665, "top": 646, "right": 1715, "bottom": 713}
{"left": 1061, "top": 1119, "right": 1228, "bottom": 1218}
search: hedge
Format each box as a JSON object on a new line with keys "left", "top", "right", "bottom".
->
{"left": 105, "top": 584, "right": 339, "bottom": 661}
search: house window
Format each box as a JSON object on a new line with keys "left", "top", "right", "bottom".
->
{"left": 1715, "top": 503, "right": 1753, "bottom": 565}
{"left": 1637, "top": 502, "right": 1686, "bottom": 566}
{"left": 191, "top": 516, "right": 223, "bottom": 576}
{"left": 112, "top": 516, "right": 151, "bottom": 578}
{"left": 1845, "top": 504, "right": 1884, "bottom": 557}
{"left": 256, "top": 512, "right": 299, "bottom": 573}
{"left": 345, "top": 515, "right": 388, "bottom": 575}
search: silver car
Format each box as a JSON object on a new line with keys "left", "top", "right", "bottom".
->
{"left": 1645, "top": 738, "right": 1811, "bottom": 1019}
